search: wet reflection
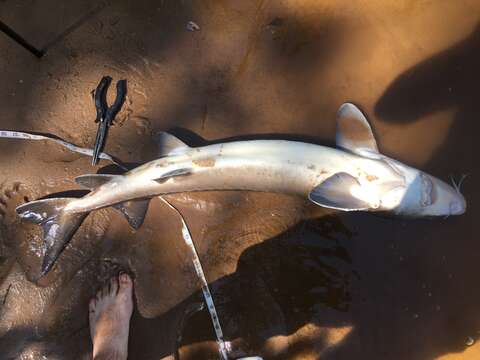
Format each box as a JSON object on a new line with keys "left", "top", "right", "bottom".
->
{"left": 177, "top": 214, "right": 355, "bottom": 358}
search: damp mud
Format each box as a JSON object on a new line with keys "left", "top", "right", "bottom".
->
{"left": 0, "top": 0, "right": 479, "bottom": 359}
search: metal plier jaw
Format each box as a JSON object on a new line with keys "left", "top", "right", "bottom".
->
{"left": 92, "top": 76, "right": 127, "bottom": 165}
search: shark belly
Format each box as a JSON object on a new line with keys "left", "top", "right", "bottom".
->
{"left": 136, "top": 141, "right": 355, "bottom": 198}
{"left": 69, "top": 141, "right": 358, "bottom": 212}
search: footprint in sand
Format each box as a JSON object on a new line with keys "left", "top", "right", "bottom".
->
{"left": 0, "top": 182, "right": 25, "bottom": 240}
{"left": 0, "top": 182, "right": 27, "bottom": 279}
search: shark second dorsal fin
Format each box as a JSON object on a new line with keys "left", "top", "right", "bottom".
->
{"left": 336, "top": 103, "right": 379, "bottom": 157}
{"left": 75, "top": 174, "right": 121, "bottom": 189}
{"left": 155, "top": 132, "right": 190, "bottom": 156}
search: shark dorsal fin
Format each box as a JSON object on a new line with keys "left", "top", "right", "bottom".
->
{"left": 75, "top": 174, "right": 121, "bottom": 189}
{"left": 336, "top": 103, "right": 379, "bottom": 156}
{"left": 155, "top": 132, "right": 190, "bottom": 156}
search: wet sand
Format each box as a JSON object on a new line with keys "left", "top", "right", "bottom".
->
{"left": 0, "top": 0, "right": 478, "bottom": 359}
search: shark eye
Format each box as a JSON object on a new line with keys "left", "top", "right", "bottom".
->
{"left": 420, "top": 174, "right": 433, "bottom": 206}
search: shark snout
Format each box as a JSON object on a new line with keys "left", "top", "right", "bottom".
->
{"left": 449, "top": 194, "right": 466, "bottom": 215}
{"left": 415, "top": 174, "right": 467, "bottom": 217}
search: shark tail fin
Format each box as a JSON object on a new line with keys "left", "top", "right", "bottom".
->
{"left": 16, "top": 198, "right": 88, "bottom": 277}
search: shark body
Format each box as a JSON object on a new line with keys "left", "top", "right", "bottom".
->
{"left": 16, "top": 103, "right": 466, "bottom": 276}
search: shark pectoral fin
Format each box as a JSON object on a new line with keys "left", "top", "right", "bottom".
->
{"left": 113, "top": 199, "right": 150, "bottom": 229}
{"left": 308, "top": 172, "right": 371, "bottom": 211}
{"left": 154, "top": 132, "right": 190, "bottom": 156}
{"left": 336, "top": 103, "right": 380, "bottom": 157}
{"left": 378, "top": 181, "right": 406, "bottom": 209}
{"left": 75, "top": 174, "right": 121, "bottom": 190}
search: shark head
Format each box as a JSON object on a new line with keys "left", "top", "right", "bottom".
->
{"left": 308, "top": 103, "right": 467, "bottom": 218}
{"left": 393, "top": 169, "right": 466, "bottom": 217}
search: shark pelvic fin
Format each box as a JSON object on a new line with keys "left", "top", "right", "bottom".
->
{"left": 16, "top": 198, "right": 88, "bottom": 277}
{"left": 309, "top": 172, "right": 371, "bottom": 211}
{"left": 155, "top": 132, "right": 190, "bottom": 156}
{"left": 113, "top": 199, "right": 150, "bottom": 229}
{"left": 75, "top": 174, "right": 122, "bottom": 190}
{"left": 336, "top": 103, "right": 379, "bottom": 157}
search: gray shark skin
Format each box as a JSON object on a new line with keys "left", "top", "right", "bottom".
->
{"left": 16, "top": 103, "right": 466, "bottom": 276}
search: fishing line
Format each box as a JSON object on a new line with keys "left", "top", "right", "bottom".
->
{"left": 0, "top": 130, "right": 128, "bottom": 170}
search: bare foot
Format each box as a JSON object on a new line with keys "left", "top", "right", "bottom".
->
{"left": 89, "top": 273, "right": 134, "bottom": 360}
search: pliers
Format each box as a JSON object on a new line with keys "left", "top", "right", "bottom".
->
{"left": 92, "top": 76, "right": 127, "bottom": 166}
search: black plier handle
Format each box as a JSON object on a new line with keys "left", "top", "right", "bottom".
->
{"left": 92, "top": 76, "right": 127, "bottom": 165}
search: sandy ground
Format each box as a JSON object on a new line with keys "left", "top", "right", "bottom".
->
{"left": 0, "top": 0, "right": 479, "bottom": 359}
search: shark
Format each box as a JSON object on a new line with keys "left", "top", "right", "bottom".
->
{"left": 16, "top": 103, "right": 466, "bottom": 276}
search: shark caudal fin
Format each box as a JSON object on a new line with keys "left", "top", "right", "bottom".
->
{"left": 16, "top": 198, "right": 87, "bottom": 276}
